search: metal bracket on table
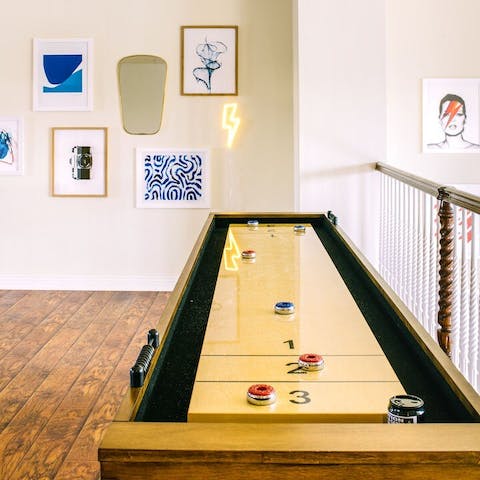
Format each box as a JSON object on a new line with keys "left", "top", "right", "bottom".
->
{"left": 130, "top": 329, "right": 159, "bottom": 387}
{"left": 327, "top": 211, "right": 338, "bottom": 226}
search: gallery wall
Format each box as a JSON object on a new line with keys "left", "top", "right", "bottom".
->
{"left": 3, "top": 0, "right": 477, "bottom": 291}
{"left": 0, "top": 0, "right": 294, "bottom": 290}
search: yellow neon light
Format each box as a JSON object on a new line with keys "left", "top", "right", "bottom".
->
{"left": 222, "top": 103, "right": 240, "bottom": 148}
{"left": 223, "top": 229, "right": 241, "bottom": 271}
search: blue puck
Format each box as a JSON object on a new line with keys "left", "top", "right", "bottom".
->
{"left": 274, "top": 301, "right": 295, "bottom": 315}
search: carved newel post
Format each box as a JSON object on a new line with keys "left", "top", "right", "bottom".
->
{"left": 437, "top": 189, "right": 454, "bottom": 357}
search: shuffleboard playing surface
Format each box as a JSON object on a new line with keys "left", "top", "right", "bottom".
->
{"left": 187, "top": 224, "right": 405, "bottom": 422}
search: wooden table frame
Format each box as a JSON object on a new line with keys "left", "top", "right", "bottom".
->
{"left": 99, "top": 213, "right": 480, "bottom": 480}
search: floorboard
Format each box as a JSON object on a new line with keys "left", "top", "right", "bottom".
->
{"left": 0, "top": 290, "right": 169, "bottom": 480}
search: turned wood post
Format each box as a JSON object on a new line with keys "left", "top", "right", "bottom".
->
{"left": 437, "top": 188, "right": 454, "bottom": 357}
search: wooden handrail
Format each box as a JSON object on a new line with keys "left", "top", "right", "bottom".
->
{"left": 445, "top": 187, "right": 480, "bottom": 215}
{"left": 376, "top": 162, "right": 480, "bottom": 214}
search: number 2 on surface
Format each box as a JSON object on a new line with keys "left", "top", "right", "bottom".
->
{"left": 285, "top": 362, "right": 306, "bottom": 374}
{"left": 283, "top": 339, "right": 294, "bottom": 349}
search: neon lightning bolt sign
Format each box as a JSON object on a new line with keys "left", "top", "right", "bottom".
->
{"left": 222, "top": 103, "right": 240, "bottom": 148}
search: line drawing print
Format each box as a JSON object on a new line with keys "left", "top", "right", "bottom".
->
{"left": 192, "top": 38, "right": 227, "bottom": 92}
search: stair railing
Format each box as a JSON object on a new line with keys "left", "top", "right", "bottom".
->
{"left": 377, "top": 162, "right": 479, "bottom": 392}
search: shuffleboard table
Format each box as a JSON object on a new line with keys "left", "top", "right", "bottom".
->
{"left": 99, "top": 213, "right": 480, "bottom": 480}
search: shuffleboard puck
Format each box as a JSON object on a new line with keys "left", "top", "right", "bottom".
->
{"left": 298, "top": 353, "right": 325, "bottom": 371}
{"left": 247, "top": 384, "right": 276, "bottom": 405}
{"left": 275, "top": 301, "right": 295, "bottom": 315}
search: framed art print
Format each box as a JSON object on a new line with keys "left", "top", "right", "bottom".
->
{"left": 136, "top": 148, "right": 210, "bottom": 208}
{"left": 181, "top": 26, "right": 238, "bottom": 95}
{"left": 33, "top": 38, "right": 93, "bottom": 111}
{"left": 52, "top": 127, "right": 107, "bottom": 196}
{"left": 423, "top": 78, "right": 480, "bottom": 153}
{"left": 0, "top": 117, "right": 23, "bottom": 175}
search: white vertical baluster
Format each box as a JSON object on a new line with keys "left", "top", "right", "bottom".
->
{"left": 411, "top": 188, "right": 420, "bottom": 318}
{"left": 420, "top": 192, "right": 429, "bottom": 330}
{"left": 451, "top": 206, "right": 460, "bottom": 365}
{"left": 387, "top": 175, "right": 394, "bottom": 286}
{"left": 415, "top": 190, "right": 422, "bottom": 323}
{"left": 401, "top": 182, "right": 409, "bottom": 304}
{"left": 394, "top": 179, "right": 402, "bottom": 296}
{"left": 425, "top": 194, "right": 433, "bottom": 335}
{"left": 379, "top": 174, "right": 385, "bottom": 278}
{"left": 382, "top": 174, "right": 388, "bottom": 282}
{"left": 459, "top": 208, "right": 470, "bottom": 377}
{"left": 386, "top": 176, "right": 392, "bottom": 285}
{"left": 428, "top": 198, "right": 439, "bottom": 338}
{"left": 469, "top": 213, "right": 479, "bottom": 391}
{"left": 406, "top": 185, "right": 413, "bottom": 310}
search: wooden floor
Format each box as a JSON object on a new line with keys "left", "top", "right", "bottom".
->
{"left": 0, "top": 289, "right": 169, "bottom": 480}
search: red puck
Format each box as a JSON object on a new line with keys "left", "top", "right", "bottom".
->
{"left": 248, "top": 384, "right": 274, "bottom": 396}
{"left": 247, "top": 384, "right": 276, "bottom": 405}
{"left": 241, "top": 250, "right": 256, "bottom": 259}
{"left": 298, "top": 353, "right": 325, "bottom": 371}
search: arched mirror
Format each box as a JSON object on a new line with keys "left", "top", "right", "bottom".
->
{"left": 118, "top": 55, "right": 167, "bottom": 135}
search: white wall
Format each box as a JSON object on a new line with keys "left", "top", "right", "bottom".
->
{"left": 296, "top": 0, "right": 480, "bottom": 267}
{"left": 0, "top": 0, "right": 294, "bottom": 290}
{"left": 295, "top": 0, "right": 386, "bottom": 264}
{"left": 386, "top": 0, "right": 480, "bottom": 185}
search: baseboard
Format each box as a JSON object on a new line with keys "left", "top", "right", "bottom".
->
{"left": 0, "top": 274, "right": 176, "bottom": 292}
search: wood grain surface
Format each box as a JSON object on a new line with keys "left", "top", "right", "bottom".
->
{"left": 0, "top": 290, "right": 169, "bottom": 480}
{"left": 189, "top": 224, "right": 404, "bottom": 422}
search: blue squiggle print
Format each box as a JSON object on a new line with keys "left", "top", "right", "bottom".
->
{"left": 144, "top": 153, "right": 203, "bottom": 201}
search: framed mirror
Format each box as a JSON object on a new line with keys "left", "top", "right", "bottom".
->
{"left": 118, "top": 55, "right": 167, "bottom": 135}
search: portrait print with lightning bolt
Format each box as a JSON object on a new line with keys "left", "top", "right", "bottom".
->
{"left": 427, "top": 93, "right": 480, "bottom": 151}
{"left": 423, "top": 79, "right": 480, "bottom": 153}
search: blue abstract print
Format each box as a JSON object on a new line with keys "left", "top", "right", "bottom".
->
{"left": 144, "top": 153, "right": 203, "bottom": 201}
{"left": 42, "top": 54, "right": 83, "bottom": 93}
{"left": 0, "top": 130, "right": 12, "bottom": 161}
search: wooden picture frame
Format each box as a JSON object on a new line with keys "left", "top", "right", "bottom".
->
{"left": 181, "top": 26, "right": 238, "bottom": 96}
{"left": 51, "top": 127, "right": 107, "bottom": 197}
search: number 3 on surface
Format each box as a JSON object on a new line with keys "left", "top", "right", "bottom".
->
{"left": 289, "top": 390, "right": 311, "bottom": 404}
